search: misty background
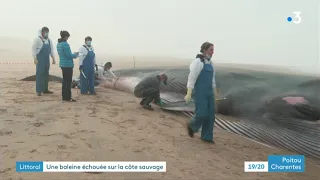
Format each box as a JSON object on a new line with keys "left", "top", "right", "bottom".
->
{"left": 0, "top": 0, "right": 319, "bottom": 73}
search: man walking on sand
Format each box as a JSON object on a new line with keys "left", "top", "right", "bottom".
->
{"left": 32, "top": 26, "right": 56, "bottom": 96}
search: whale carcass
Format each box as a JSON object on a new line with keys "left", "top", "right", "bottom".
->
{"left": 102, "top": 66, "right": 320, "bottom": 162}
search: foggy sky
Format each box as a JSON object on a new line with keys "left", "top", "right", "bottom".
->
{"left": 0, "top": 0, "right": 319, "bottom": 69}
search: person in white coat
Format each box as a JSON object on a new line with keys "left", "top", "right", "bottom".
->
{"left": 95, "top": 62, "right": 118, "bottom": 81}
{"left": 31, "top": 27, "right": 56, "bottom": 96}
{"left": 184, "top": 42, "right": 219, "bottom": 144}
{"left": 72, "top": 62, "right": 118, "bottom": 89}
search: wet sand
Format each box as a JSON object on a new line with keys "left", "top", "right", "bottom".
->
{"left": 0, "top": 63, "right": 319, "bottom": 180}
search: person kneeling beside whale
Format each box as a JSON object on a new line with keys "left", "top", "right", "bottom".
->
{"left": 134, "top": 74, "right": 167, "bottom": 110}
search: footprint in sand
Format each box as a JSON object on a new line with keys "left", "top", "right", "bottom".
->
{"left": 77, "top": 130, "right": 95, "bottom": 133}
{"left": 89, "top": 114, "right": 97, "bottom": 117}
{"left": 62, "top": 134, "right": 73, "bottom": 139}
{"left": 12, "top": 99, "right": 22, "bottom": 104}
{"left": 25, "top": 112, "right": 34, "bottom": 118}
{"left": 119, "top": 118, "right": 136, "bottom": 126}
{"left": 159, "top": 114, "right": 166, "bottom": 118}
{"left": 95, "top": 100, "right": 108, "bottom": 104}
{"left": 0, "top": 129, "right": 12, "bottom": 136}
{"left": 58, "top": 145, "right": 67, "bottom": 149}
{"left": 108, "top": 111, "right": 118, "bottom": 117}
{"left": 29, "top": 149, "right": 37, "bottom": 153}
{"left": 9, "top": 151, "right": 18, "bottom": 159}
{"left": 132, "top": 147, "right": 146, "bottom": 153}
{"left": 80, "top": 138, "right": 93, "bottom": 149}
{"left": 32, "top": 122, "right": 44, "bottom": 127}
{"left": 100, "top": 118, "right": 110, "bottom": 123}
{"left": 0, "top": 167, "right": 11, "bottom": 173}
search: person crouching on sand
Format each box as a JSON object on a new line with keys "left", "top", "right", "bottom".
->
{"left": 134, "top": 74, "right": 167, "bottom": 110}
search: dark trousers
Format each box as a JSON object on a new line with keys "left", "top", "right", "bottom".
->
{"left": 134, "top": 88, "right": 160, "bottom": 105}
{"left": 61, "top": 67, "right": 73, "bottom": 100}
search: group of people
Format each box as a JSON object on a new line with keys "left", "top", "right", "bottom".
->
{"left": 32, "top": 27, "right": 117, "bottom": 102}
{"left": 32, "top": 26, "right": 218, "bottom": 144}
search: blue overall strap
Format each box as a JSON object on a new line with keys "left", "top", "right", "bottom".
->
{"left": 83, "top": 45, "right": 96, "bottom": 70}
{"left": 39, "top": 36, "right": 44, "bottom": 43}
{"left": 83, "top": 45, "right": 89, "bottom": 52}
{"left": 82, "top": 45, "right": 91, "bottom": 60}
{"left": 39, "top": 36, "right": 51, "bottom": 50}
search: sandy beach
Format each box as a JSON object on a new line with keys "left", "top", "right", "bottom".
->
{"left": 0, "top": 62, "right": 319, "bottom": 180}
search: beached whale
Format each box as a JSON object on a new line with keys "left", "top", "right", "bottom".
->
{"left": 20, "top": 74, "right": 63, "bottom": 82}
{"left": 101, "top": 66, "right": 320, "bottom": 162}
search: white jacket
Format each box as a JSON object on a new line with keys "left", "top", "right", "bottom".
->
{"left": 78, "top": 45, "right": 96, "bottom": 66}
{"left": 31, "top": 30, "right": 55, "bottom": 59}
{"left": 187, "top": 58, "right": 216, "bottom": 89}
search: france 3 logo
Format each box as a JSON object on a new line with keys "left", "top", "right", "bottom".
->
{"left": 287, "top": 12, "right": 302, "bottom": 24}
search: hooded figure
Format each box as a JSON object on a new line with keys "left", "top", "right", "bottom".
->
{"left": 31, "top": 27, "right": 56, "bottom": 96}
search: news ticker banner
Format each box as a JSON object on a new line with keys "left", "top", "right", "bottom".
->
{"left": 244, "top": 155, "right": 305, "bottom": 172}
{"left": 15, "top": 155, "right": 304, "bottom": 173}
{"left": 16, "top": 161, "right": 166, "bottom": 172}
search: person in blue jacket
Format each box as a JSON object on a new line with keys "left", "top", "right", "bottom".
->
{"left": 57, "top": 30, "right": 79, "bottom": 102}
{"left": 78, "top": 36, "right": 96, "bottom": 95}
{"left": 184, "top": 42, "right": 219, "bottom": 144}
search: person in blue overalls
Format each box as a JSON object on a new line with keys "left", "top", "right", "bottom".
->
{"left": 78, "top": 36, "right": 96, "bottom": 95}
{"left": 184, "top": 42, "right": 219, "bottom": 144}
{"left": 31, "top": 27, "right": 56, "bottom": 96}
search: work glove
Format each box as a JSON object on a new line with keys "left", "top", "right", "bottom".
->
{"left": 157, "top": 99, "right": 165, "bottom": 106}
{"left": 79, "top": 65, "right": 83, "bottom": 70}
{"left": 184, "top": 88, "right": 193, "bottom": 104}
{"left": 34, "top": 58, "right": 38, "bottom": 65}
